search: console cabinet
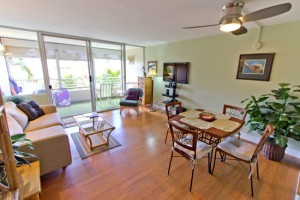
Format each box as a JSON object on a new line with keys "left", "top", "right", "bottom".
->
{"left": 138, "top": 77, "right": 153, "bottom": 106}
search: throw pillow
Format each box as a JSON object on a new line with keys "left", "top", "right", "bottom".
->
{"left": 17, "top": 103, "right": 38, "bottom": 121}
{"left": 6, "top": 113, "right": 24, "bottom": 135}
{"left": 27, "top": 100, "right": 45, "bottom": 117}
{"left": 4, "top": 102, "right": 28, "bottom": 129}
{"left": 125, "top": 90, "right": 140, "bottom": 100}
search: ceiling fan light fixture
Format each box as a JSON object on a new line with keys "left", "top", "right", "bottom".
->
{"left": 220, "top": 18, "right": 242, "bottom": 32}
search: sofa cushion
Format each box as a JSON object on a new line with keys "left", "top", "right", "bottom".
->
{"left": 25, "top": 125, "right": 66, "bottom": 142}
{"left": 6, "top": 113, "right": 24, "bottom": 135}
{"left": 21, "top": 125, "right": 72, "bottom": 176}
{"left": 24, "top": 113, "right": 63, "bottom": 133}
{"left": 17, "top": 103, "right": 39, "bottom": 121}
{"left": 4, "top": 102, "right": 28, "bottom": 129}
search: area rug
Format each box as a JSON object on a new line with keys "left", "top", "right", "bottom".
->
{"left": 71, "top": 132, "right": 121, "bottom": 159}
{"left": 62, "top": 116, "right": 78, "bottom": 128}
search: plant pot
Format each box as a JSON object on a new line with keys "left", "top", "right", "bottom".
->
{"left": 261, "top": 141, "right": 286, "bottom": 161}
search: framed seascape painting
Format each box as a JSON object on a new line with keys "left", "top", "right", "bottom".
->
{"left": 236, "top": 53, "right": 275, "bottom": 81}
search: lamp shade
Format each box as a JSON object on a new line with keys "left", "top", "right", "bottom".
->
{"left": 148, "top": 68, "right": 157, "bottom": 76}
{"left": 220, "top": 18, "right": 242, "bottom": 32}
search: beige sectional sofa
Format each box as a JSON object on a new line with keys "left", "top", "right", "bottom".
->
{"left": 5, "top": 102, "right": 72, "bottom": 176}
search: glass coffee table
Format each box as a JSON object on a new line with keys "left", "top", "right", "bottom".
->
{"left": 73, "top": 113, "right": 115, "bottom": 150}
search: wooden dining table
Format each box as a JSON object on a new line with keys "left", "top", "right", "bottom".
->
{"left": 170, "top": 109, "right": 245, "bottom": 147}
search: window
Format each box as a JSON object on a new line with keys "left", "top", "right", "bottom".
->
{"left": 1, "top": 38, "right": 45, "bottom": 95}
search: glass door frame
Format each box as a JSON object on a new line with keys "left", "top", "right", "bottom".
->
{"left": 38, "top": 32, "right": 95, "bottom": 112}
{"left": 37, "top": 32, "right": 129, "bottom": 113}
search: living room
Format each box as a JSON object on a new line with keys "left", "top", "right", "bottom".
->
{"left": 0, "top": 1, "right": 300, "bottom": 199}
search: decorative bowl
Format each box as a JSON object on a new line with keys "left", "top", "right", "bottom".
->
{"left": 199, "top": 112, "right": 216, "bottom": 122}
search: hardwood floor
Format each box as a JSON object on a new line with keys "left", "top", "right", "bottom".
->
{"left": 39, "top": 109, "right": 299, "bottom": 200}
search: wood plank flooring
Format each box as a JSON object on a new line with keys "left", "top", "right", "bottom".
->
{"left": 39, "top": 109, "right": 300, "bottom": 200}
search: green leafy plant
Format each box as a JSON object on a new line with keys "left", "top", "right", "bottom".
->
{"left": 241, "top": 83, "right": 300, "bottom": 147}
{"left": 4, "top": 96, "right": 28, "bottom": 104}
{"left": 0, "top": 134, "right": 33, "bottom": 186}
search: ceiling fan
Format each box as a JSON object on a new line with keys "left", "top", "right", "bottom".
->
{"left": 182, "top": 1, "right": 292, "bottom": 35}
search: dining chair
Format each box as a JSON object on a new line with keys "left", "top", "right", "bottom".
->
{"left": 97, "top": 83, "right": 113, "bottom": 106}
{"left": 164, "top": 102, "right": 188, "bottom": 143}
{"left": 223, "top": 104, "right": 247, "bottom": 139}
{"left": 212, "top": 124, "right": 274, "bottom": 197}
{"left": 168, "top": 120, "right": 212, "bottom": 192}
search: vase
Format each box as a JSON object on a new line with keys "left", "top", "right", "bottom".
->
{"left": 261, "top": 141, "right": 286, "bottom": 161}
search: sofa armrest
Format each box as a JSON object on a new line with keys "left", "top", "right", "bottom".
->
{"left": 40, "top": 104, "right": 57, "bottom": 114}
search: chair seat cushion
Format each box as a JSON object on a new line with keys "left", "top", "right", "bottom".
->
{"left": 217, "top": 137, "right": 256, "bottom": 161}
{"left": 175, "top": 140, "right": 211, "bottom": 159}
{"left": 119, "top": 99, "right": 138, "bottom": 107}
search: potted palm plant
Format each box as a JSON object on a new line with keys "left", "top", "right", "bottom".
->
{"left": 241, "top": 83, "right": 300, "bottom": 161}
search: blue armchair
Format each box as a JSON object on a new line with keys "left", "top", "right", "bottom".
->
{"left": 119, "top": 88, "right": 143, "bottom": 116}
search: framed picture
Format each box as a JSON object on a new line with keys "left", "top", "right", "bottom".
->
{"left": 148, "top": 61, "right": 158, "bottom": 75}
{"left": 236, "top": 53, "right": 275, "bottom": 81}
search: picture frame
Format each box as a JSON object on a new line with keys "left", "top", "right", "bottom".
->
{"left": 236, "top": 53, "right": 275, "bottom": 81}
{"left": 148, "top": 61, "right": 158, "bottom": 75}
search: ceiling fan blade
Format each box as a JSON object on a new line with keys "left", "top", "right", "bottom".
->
{"left": 240, "top": 3, "right": 292, "bottom": 23}
{"left": 231, "top": 26, "right": 248, "bottom": 35}
{"left": 182, "top": 24, "right": 219, "bottom": 29}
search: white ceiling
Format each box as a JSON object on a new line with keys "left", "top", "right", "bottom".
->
{"left": 0, "top": 0, "right": 299, "bottom": 46}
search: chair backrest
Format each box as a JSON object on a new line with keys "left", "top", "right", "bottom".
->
{"left": 100, "top": 83, "right": 113, "bottom": 98}
{"left": 165, "top": 102, "right": 182, "bottom": 120}
{"left": 126, "top": 88, "right": 143, "bottom": 98}
{"left": 252, "top": 124, "right": 274, "bottom": 158}
{"left": 223, "top": 104, "right": 247, "bottom": 121}
{"left": 168, "top": 120, "right": 198, "bottom": 159}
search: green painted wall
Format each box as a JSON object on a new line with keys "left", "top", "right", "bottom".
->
{"left": 145, "top": 21, "right": 300, "bottom": 112}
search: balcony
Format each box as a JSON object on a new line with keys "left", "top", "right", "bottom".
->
{"left": 6, "top": 77, "right": 138, "bottom": 118}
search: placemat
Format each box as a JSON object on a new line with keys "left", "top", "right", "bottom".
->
{"left": 180, "top": 117, "right": 212, "bottom": 129}
{"left": 179, "top": 110, "right": 202, "bottom": 118}
{"left": 212, "top": 119, "right": 241, "bottom": 132}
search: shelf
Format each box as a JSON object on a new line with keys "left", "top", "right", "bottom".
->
{"left": 162, "top": 94, "right": 178, "bottom": 98}
{"left": 165, "top": 85, "right": 176, "bottom": 88}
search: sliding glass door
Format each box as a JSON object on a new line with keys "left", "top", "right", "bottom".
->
{"left": 0, "top": 27, "right": 145, "bottom": 118}
{"left": 91, "top": 42, "right": 123, "bottom": 112}
{"left": 42, "top": 36, "right": 92, "bottom": 117}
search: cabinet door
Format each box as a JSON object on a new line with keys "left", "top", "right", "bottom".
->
{"left": 138, "top": 77, "right": 153, "bottom": 105}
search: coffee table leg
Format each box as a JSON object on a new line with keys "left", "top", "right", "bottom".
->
{"left": 105, "top": 129, "right": 114, "bottom": 146}
{"left": 86, "top": 136, "right": 93, "bottom": 150}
